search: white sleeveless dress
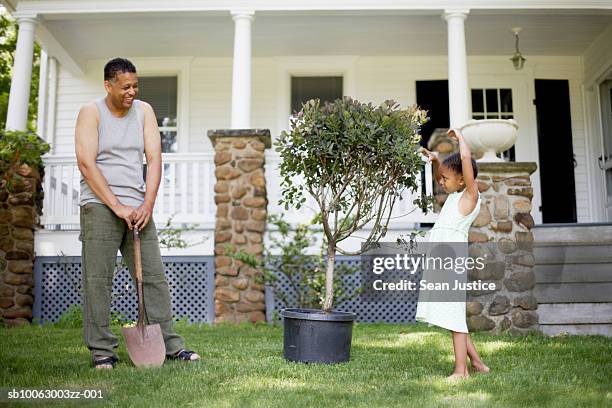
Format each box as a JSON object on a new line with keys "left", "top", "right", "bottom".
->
{"left": 415, "top": 189, "right": 481, "bottom": 333}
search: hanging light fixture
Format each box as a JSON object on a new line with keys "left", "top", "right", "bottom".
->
{"left": 510, "top": 27, "right": 526, "bottom": 70}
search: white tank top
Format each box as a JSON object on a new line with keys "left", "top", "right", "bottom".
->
{"left": 79, "top": 97, "right": 146, "bottom": 207}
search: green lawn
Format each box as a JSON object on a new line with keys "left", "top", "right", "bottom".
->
{"left": 1, "top": 322, "right": 611, "bottom": 407}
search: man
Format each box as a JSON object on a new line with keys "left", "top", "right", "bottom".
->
{"left": 75, "top": 58, "right": 199, "bottom": 369}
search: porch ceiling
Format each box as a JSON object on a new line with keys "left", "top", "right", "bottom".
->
{"left": 40, "top": 10, "right": 612, "bottom": 64}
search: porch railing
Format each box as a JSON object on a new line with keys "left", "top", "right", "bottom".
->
{"left": 41, "top": 153, "right": 217, "bottom": 229}
{"left": 264, "top": 154, "right": 438, "bottom": 228}
{"left": 41, "top": 153, "right": 437, "bottom": 231}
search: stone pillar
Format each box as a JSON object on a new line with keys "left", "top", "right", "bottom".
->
{"left": 443, "top": 9, "right": 470, "bottom": 128}
{"left": 5, "top": 14, "right": 38, "bottom": 131}
{"left": 428, "top": 135, "right": 539, "bottom": 334}
{"left": 467, "top": 162, "right": 539, "bottom": 335}
{"left": 208, "top": 129, "right": 271, "bottom": 323}
{"left": 230, "top": 11, "right": 254, "bottom": 129}
{"left": 0, "top": 163, "right": 43, "bottom": 327}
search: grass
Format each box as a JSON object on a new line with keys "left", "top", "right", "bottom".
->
{"left": 1, "top": 322, "right": 611, "bottom": 407}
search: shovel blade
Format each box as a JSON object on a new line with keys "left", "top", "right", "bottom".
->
{"left": 122, "top": 323, "right": 166, "bottom": 368}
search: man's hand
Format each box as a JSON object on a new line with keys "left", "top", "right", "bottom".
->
{"left": 133, "top": 202, "right": 153, "bottom": 230}
{"left": 419, "top": 147, "right": 439, "bottom": 163}
{"left": 112, "top": 204, "right": 137, "bottom": 229}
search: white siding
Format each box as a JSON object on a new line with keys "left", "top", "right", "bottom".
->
{"left": 53, "top": 65, "right": 102, "bottom": 154}
{"left": 188, "top": 58, "right": 232, "bottom": 152}
{"left": 356, "top": 56, "right": 438, "bottom": 105}
{"left": 251, "top": 58, "right": 278, "bottom": 138}
{"left": 175, "top": 57, "right": 276, "bottom": 151}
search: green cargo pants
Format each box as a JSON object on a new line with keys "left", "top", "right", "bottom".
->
{"left": 79, "top": 202, "right": 184, "bottom": 360}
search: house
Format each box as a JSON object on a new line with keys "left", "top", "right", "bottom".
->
{"left": 2, "top": 0, "right": 611, "bottom": 332}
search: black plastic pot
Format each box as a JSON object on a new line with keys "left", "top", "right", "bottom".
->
{"left": 281, "top": 308, "right": 356, "bottom": 364}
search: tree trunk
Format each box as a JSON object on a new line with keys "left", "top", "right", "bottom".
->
{"left": 323, "top": 240, "right": 335, "bottom": 312}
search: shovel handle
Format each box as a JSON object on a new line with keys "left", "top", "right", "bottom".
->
{"left": 133, "top": 228, "right": 145, "bottom": 328}
{"left": 133, "top": 228, "right": 143, "bottom": 283}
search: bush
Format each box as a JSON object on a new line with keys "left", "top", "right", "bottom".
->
{"left": 0, "top": 129, "right": 49, "bottom": 174}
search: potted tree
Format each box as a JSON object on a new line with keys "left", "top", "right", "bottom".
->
{"left": 275, "top": 98, "right": 429, "bottom": 363}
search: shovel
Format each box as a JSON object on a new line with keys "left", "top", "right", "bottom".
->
{"left": 121, "top": 227, "right": 165, "bottom": 368}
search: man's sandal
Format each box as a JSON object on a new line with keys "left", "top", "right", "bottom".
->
{"left": 93, "top": 356, "right": 118, "bottom": 369}
{"left": 166, "top": 349, "right": 200, "bottom": 361}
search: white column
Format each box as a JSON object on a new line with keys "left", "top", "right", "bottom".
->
{"left": 6, "top": 14, "right": 38, "bottom": 131}
{"left": 47, "top": 57, "right": 58, "bottom": 152}
{"left": 37, "top": 49, "right": 48, "bottom": 138}
{"left": 230, "top": 11, "right": 254, "bottom": 129}
{"left": 443, "top": 10, "right": 470, "bottom": 128}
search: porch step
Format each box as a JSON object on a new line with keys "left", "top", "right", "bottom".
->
{"left": 535, "top": 263, "right": 612, "bottom": 283}
{"left": 533, "top": 223, "right": 612, "bottom": 245}
{"left": 534, "top": 245, "right": 612, "bottom": 264}
{"left": 538, "top": 303, "right": 612, "bottom": 324}
{"left": 541, "top": 324, "right": 612, "bottom": 337}
{"left": 533, "top": 224, "right": 612, "bottom": 337}
{"left": 534, "top": 283, "right": 612, "bottom": 303}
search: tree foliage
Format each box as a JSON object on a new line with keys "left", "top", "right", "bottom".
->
{"left": 275, "top": 97, "right": 431, "bottom": 311}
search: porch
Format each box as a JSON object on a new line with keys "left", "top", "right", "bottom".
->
{"left": 1, "top": 4, "right": 606, "bottom": 225}
{"left": 1, "top": 0, "right": 612, "bottom": 331}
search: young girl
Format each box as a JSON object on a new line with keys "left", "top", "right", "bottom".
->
{"left": 416, "top": 128, "right": 490, "bottom": 380}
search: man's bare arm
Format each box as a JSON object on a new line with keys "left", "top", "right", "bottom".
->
{"left": 75, "top": 103, "right": 136, "bottom": 227}
{"left": 132, "top": 101, "right": 162, "bottom": 229}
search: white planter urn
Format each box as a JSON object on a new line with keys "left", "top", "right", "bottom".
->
{"left": 459, "top": 119, "right": 519, "bottom": 162}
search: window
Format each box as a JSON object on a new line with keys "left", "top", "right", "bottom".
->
{"left": 291, "top": 76, "right": 343, "bottom": 115}
{"left": 471, "top": 88, "right": 513, "bottom": 120}
{"left": 471, "top": 88, "right": 515, "bottom": 161}
{"left": 138, "top": 76, "right": 178, "bottom": 153}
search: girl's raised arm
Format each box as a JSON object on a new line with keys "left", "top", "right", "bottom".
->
{"left": 447, "top": 128, "right": 479, "bottom": 199}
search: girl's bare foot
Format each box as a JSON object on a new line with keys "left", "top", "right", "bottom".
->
{"left": 447, "top": 372, "right": 469, "bottom": 381}
{"left": 471, "top": 361, "right": 490, "bottom": 374}
{"left": 447, "top": 368, "right": 469, "bottom": 381}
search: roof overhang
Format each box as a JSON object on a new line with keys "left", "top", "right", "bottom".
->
{"left": 7, "top": 0, "right": 612, "bottom": 15}
{"left": 2, "top": 1, "right": 612, "bottom": 77}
